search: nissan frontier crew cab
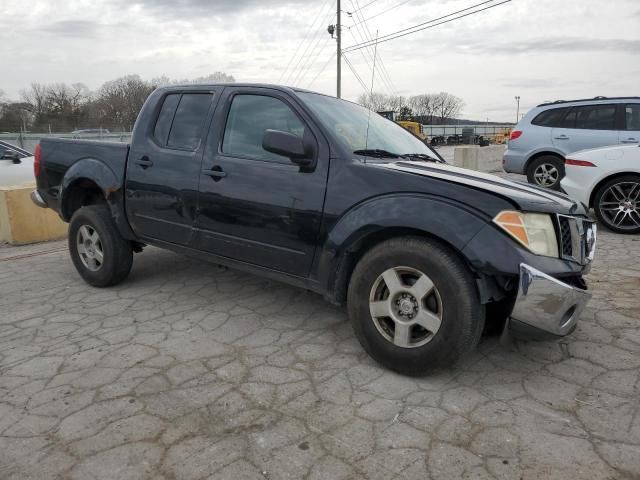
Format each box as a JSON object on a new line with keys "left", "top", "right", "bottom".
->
{"left": 31, "top": 84, "right": 597, "bottom": 376}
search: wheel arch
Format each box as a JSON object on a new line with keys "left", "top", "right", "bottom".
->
{"left": 317, "top": 195, "right": 506, "bottom": 305}
{"left": 60, "top": 158, "right": 136, "bottom": 240}
{"left": 589, "top": 171, "right": 640, "bottom": 208}
{"left": 524, "top": 150, "right": 564, "bottom": 173}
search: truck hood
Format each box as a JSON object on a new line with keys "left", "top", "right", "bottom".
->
{"left": 380, "top": 161, "right": 585, "bottom": 215}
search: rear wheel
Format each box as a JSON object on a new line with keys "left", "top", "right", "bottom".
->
{"left": 347, "top": 237, "right": 484, "bottom": 376}
{"left": 68, "top": 204, "right": 133, "bottom": 287}
{"left": 526, "top": 155, "right": 564, "bottom": 190}
{"left": 593, "top": 175, "right": 640, "bottom": 234}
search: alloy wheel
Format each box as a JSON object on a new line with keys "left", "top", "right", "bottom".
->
{"left": 598, "top": 182, "right": 640, "bottom": 231}
{"left": 368, "top": 266, "right": 443, "bottom": 348}
{"left": 76, "top": 225, "right": 104, "bottom": 271}
{"left": 533, "top": 163, "right": 559, "bottom": 187}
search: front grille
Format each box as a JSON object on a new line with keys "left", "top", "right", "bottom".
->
{"left": 556, "top": 215, "right": 597, "bottom": 265}
{"left": 558, "top": 216, "right": 573, "bottom": 257}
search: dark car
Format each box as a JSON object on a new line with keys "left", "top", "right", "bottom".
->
{"left": 31, "top": 84, "right": 596, "bottom": 375}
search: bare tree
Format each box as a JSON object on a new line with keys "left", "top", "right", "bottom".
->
{"left": 434, "top": 92, "right": 464, "bottom": 123}
{"left": 152, "top": 72, "right": 235, "bottom": 88}
{"left": 191, "top": 72, "right": 235, "bottom": 83}
{"left": 20, "top": 83, "right": 50, "bottom": 118}
{"left": 409, "top": 94, "right": 436, "bottom": 123}
{"left": 357, "top": 92, "right": 391, "bottom": 112}
{"left": 95, "top": 75, "right": 154, "bottom": 130}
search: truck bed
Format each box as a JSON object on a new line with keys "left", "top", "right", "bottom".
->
{"left": 36, "top": 138, "right": 130, "bottom": 217}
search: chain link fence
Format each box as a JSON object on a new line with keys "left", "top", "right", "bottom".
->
{"left": 0, "top": 132, "right": 132, "bottom": 154}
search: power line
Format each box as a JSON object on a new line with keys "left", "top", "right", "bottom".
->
{"left": 291, "top": 15, "right": 336, "bottom": 86}
{"left": 347, "top": 0, "right": 381, "bottom": 14}
{"left": 290, "top": 9, "right": 337, "bottom": 86}
{"left": 350, "top": 0, "right": 397, "bottom": 94}
{"left": 343, "top": 0, "right": 512, "bottom": 53}
{"left": 295, "top": 36, "right": 333, "bottom": 87}
{"left": 278, "top": 0, "right": 333, "bottom": 83}
{"left": 342, "top": 53, "right": 370, "bottom": 92}
{"left": 284, "top": 2, "right": 335, "bottom": 84}
{"left": 307, "top": 52, "right": 338, "bottom": 89}
{"left": 349, "top": 0, "right": 413, "bottom": 27}
{"left": 354, "top": 0, "right": 498, "bottom": 44}
{"left": 345, "top": 11, "right": 394, "bottom": 95}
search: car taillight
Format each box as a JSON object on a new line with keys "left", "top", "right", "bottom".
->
{"left": 565, "top": 158, "right": 596, "bottom": 167}
{"left": 34, "top": 143, "right": 42, "bottom": 177}
{"left": 509, "top": 130, "right": 522, "bottom": 140}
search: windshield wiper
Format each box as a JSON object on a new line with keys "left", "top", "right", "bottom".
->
{"left": 400, "top": 153, "right": 443, "bottom": 163}
{"left": 353, "top": 149, "right": 400, "bottom": 158}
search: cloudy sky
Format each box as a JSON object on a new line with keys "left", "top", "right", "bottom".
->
{"left": 1, "top": 0, "right": 638, "bottom": 121}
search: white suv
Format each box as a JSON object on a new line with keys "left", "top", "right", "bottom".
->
{"left": 503, "top": 97, "right": 640, "bottom": 189}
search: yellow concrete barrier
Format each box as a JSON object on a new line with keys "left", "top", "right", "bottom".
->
{"left": 0, "top": 183, "right": 67, "bottom": 245}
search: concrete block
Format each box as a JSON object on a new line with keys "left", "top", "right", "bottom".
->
{"left": 0, "top": 183, "right": 67, "bottom": 245}
{"left": 453, "top": 146, "right": 505, "bottom": 173}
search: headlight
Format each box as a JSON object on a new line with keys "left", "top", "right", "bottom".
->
{"left": 493, "top": 211, "right": 559, "bottom": 257}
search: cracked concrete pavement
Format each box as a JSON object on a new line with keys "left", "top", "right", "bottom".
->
{"left": 0, "top": 227, "right": 639, "bottom": 479}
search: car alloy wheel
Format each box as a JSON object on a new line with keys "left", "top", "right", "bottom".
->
{"left": 598, "top": 181, "right": 640, "bottom": 231}
{"left": 533, "top": 163, "right": 559, "bottom": 188}
{"left": 76, "top": 224, "right": 104, "bottom": 271}
{"left": 368, "top": 266, "right": 443, "bottom": 348}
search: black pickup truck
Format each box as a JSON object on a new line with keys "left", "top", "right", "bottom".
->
{"left": 31, "top": 84, "right": 597, "bottom": 375}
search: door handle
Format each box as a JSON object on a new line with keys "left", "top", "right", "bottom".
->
{"left": 202, "top": 166, "right": 227, "bottom": 180}
{"left": 622, "top": 138, "right": 638, "bottom": 143}
{"left": 554, "top": 135, "right": 569, "bottom": 140}
{"left": 135, "top": 156, "right": 154, "bottom": 169}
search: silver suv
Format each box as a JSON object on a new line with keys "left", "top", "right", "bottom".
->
{"left": 503, "top": 97, "right": 640, "bottom": 189}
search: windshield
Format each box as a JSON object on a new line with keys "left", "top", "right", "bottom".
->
{"left": 297, "top": 92, "right": 439, "bottom": 159}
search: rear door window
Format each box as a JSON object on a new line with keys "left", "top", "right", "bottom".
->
{"left": 573, "top": 104, "right": 617, "bottom": 130}
{"left": 625, "top": 104, "right": 640, "bottom": 131}
{"left": 153, "top": 94, "right": 180, "bottom": 145}
{"left": 167, "top": 93, "right": 213, "bottom": 150}
{"left": 531, "top": 108, "right": 568, "bottom": 127}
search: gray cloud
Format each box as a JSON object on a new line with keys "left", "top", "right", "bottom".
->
{"left": 41, "top": 20, "right": 128, "bottom": 38}
{"left": 502, "top": 78, "right": 561, "bottom": 89}
{"left": 124, "top": 0, "right": 302, "bottom": 17}
{"left": 459, "top": 37, "right": 640, "bottom": 55}
{"left": 41, "top": 20, "right": 101, "bottom": 37}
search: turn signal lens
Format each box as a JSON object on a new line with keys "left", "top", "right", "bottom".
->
{"left": 493, "top": 211, "right": 559, "bottom": 257}
{"left": 494, "top": 211, "right": 529, "bottom": 245}
{"left": 565, "top": 158, "right": 596, "bottom": 167}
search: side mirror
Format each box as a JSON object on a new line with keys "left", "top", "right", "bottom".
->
{"left": 1, "top": 150, "right": 21, "bottom": 163}
{"left": 262, "top": 129, "right": 312, "bottom": 166}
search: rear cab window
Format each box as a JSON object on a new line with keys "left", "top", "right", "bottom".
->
{"left": 153, "top": 92, "right": 213, "bottom": 150}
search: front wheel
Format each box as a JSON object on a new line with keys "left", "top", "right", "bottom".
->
{"left": 526, "top": 155, "right": 564, "bottom": 190}
{"left": 593, "top": 175, "right": 640, "bottom": 234}
{"left": 347, "top": 237, "right": 485, "bottom": 376}
{"left": 68, "top": 204, "right": 133, "bottom": 287}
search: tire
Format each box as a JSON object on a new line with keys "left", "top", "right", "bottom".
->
{"left": 68, "top": 203, "right": 133, "bottom": 287}
{"left": 593, "top": 174, "right": 640, "bottom": 234}
{"left": 526, "top": 155, "right": 564, "bottom": 190}
{"left": 347, "top": 237, "right": 485, "bottom": 376}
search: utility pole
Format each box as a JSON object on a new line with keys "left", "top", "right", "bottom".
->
{"left": 336, "top": 0, "right": 341, "bottom": 98}
{"left": 514, "top": 96, "right": 520, "bottom": 124}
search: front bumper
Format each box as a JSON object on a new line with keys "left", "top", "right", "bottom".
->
{"left": 502, "top": 148, "right": 526, "bottom": 174}
{"left": 509, "top": 263, "right": 591, "bottom": 339}
{"left": 30, "top": 190, "right": 47, "bottom": 208}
